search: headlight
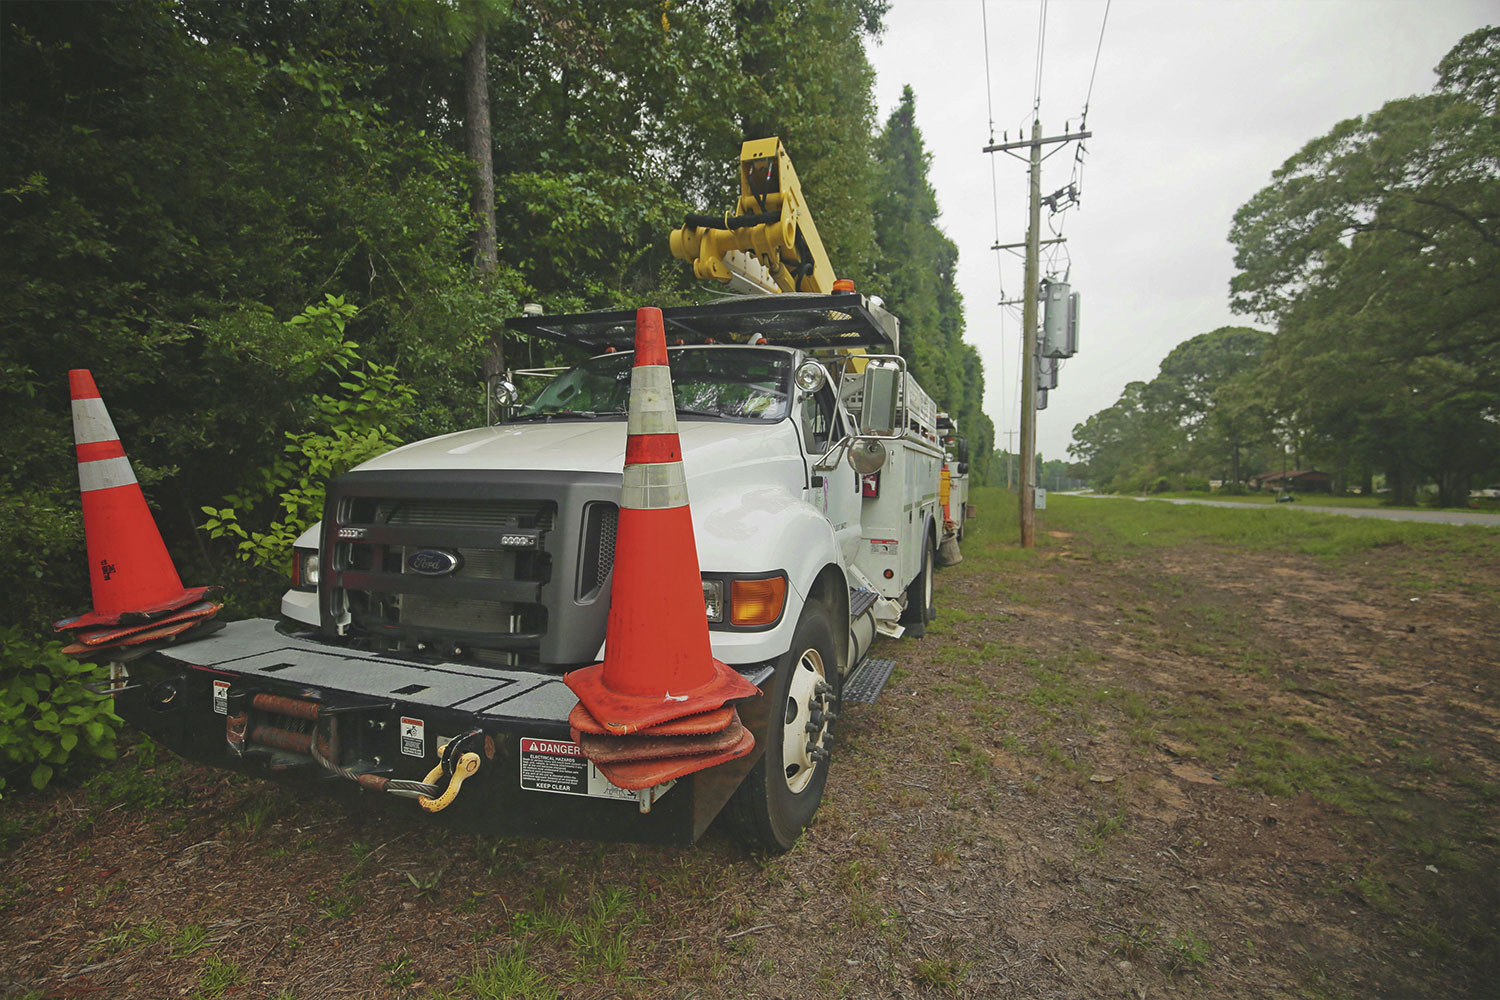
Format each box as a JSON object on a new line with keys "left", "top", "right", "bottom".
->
{"left": 295, "top": 549, "right": 320, "bottom": 589}
{"left": 702, "top": 579, "right": 723, "bottom": 622}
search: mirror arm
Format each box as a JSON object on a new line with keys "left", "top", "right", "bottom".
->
{"left": 812, "top": 435, "right": 851, "bottom": 472}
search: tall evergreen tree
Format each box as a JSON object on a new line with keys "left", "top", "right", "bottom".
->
{"left": 869, "top": 86, "right": 995, "bottom": 478}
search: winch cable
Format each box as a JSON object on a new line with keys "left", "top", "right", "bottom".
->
{"left": 308, "top": 713, "right": 442, "bottom": 800}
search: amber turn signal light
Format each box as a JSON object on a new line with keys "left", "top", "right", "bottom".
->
{"left": 730, "top": 577, "right": 787, "bottom": 626}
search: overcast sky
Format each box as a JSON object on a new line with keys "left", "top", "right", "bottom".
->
{"left": 865, "top": 0, "right": 1495, "bottom": 462}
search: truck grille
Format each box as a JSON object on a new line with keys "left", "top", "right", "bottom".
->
{"left": 400, "top": 595, "right": 516, "bottom": 633}
{"left": 321, "top": 470, "right": 623, "bottom": 667}
{"left": 376, "top": 499, "right": 556, "bottom": 531}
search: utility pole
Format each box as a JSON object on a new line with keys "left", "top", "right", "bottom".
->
{"left": 1018, "top": 120, "right": 1042, "bottom": 548}
{"left": 984, "top": 124, "right": 1091, "bottom": 548}
{"left": 1002, "top": 429, "right": 1017, "bottom": 489}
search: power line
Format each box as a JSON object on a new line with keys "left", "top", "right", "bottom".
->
{"left": 1031, "top": 0, "right": 1050, "bottom": 118}
{"left": 982, "top": 0, "right": 1010, "bottom": 443}
{"left": 1069, "top": 0, "right": 1111, "bottom": 201}
{"left": 1081, "top": 0, "right": 1112, "bottom": 127}
{"left": 981, "top": 0, "right": 998, "bottom": 143}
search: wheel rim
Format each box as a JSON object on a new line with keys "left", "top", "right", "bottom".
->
{"left": 780, "top": 646, "right": 830, "bottom": 795}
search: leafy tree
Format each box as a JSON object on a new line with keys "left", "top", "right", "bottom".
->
{"left": 1229, "top": 26, "right": 1500, "bottom": 505}
{"left": 1155, "top": 326, "right": 1273, "bottom": 487}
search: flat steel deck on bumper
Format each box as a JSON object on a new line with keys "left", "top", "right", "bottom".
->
{"left": 115, "top": 620, "right": 771, "bottom": 845}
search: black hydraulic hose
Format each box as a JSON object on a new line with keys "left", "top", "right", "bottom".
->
{"left": 682, "top": 210, "right": 781, "bottom": 231}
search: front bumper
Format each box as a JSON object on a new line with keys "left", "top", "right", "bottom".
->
{"left": 117, "top": 619, "right": 772, "bottom": 845}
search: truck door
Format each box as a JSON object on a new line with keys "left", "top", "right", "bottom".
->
{"left": 801, "top": 379, "right": 862, "bottom": 565}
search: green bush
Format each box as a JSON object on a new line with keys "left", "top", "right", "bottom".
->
{"left": 202, "top": 296, "right": 415, "bottom": 575}
{"left": 0, "top": 626, "right": 121, "bottom": 794}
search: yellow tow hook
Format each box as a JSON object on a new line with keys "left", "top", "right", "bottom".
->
{"left": 418, "top": 732, "right": 484, "bottom": 814}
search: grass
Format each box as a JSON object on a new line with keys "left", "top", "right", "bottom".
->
{"left": 171, "top": 923, "right": 211, "bottom": 957}
{"left": 456, "top": 945, "right": 557, "bottom": 1000}
{"left": 1141, "top": 490, "right": 1500, "bottom": 513}
{"left": 381, "top": 951, "right": 418, "bottom": 989}
{"left": 192, "top": 956, "right": 245, "bottom": 999}
{"left": 96, "top": 918, "right": 167, "bottom": 955}
{"left": 503, "top": 884, "right": 645, "bottom": 987}
{"left": 1041, "top": 494, "right": 1500, "bottom": 558}
{"left": 964, "top": 483, "right": 1500, "bottom": 989}
{"left": 912, "top": 956, "right": 969, "bottom": 994}
{"left": 80, "top": 737, "right": 184, "bottom": 812}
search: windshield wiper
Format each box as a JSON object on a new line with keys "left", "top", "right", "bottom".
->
{"left": 674, "top": 407, "right": 724, "bottom": 418}
{"left": 507, "top": 410, "right": 614, "bottom": 422}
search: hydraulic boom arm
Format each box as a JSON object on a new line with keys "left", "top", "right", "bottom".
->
{"left": 669, "top": 137, "right": 835, "bottom": 295}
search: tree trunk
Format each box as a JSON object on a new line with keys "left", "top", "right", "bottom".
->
{"left": 1437, "top": 470, "right": 1470, "bottom": 508}
{"left": 1388, "top": 464, "right": 1417, "bottom": 506}
{"left": 463, "top": 21, "right": 503, "bottom": 378}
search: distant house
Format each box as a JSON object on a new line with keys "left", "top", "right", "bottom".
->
{"left": 1251, "top": 469, "right": 1333, "bottom": 493}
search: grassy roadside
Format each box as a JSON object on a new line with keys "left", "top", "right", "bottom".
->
{"left": 1044, "top": 491, "right": 1500, "bottom": 562}
{"left": 993, "top": 489, "right": 1500, "bottom": 992}
{"left": 1115, "top": 490, "right": 1500, "bottom": 514}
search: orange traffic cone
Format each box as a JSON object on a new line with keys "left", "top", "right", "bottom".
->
{"left": 54, "top": 370, "right": 216, "bottom": 631}
{"left": 564, "top": 308, "right": 760, "bottom": 735}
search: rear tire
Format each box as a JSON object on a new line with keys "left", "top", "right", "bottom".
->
{"left": 725, "top": 602, "right": 839, "bottom": 853}
{"left": 901, "top": 530, "right": 934, "bottom": 637}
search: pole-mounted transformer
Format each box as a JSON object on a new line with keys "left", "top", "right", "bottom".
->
{"left": 1042, "top": 281, "right": 1079, "bottom": 359}
{"left": 1037, "top": 352, "right": 1059, "bottom": 390}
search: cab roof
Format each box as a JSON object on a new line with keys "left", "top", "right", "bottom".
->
{"left": 504, "top": 292, "right": 897, "bottom": 352}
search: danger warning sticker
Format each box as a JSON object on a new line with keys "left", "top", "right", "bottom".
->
{"left": 399, "top": 716, "right": 425, "bottom": 758}
{"left": 212, "top": 679, "right": 230, "bottom": 715}
{"left": 518, "top": 737, "right": 634, "bottom": 801}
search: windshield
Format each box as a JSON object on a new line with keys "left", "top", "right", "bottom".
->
{"left": 516, "top": 347, "right": 793, "bottom": 422}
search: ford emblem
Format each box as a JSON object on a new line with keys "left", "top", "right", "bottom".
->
{"left": 405, "top": 549, "right": 462, "bottom": 577}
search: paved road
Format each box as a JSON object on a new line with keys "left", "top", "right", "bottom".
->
{"left": 1069, "top": 493, "right": 1500, "bottom": 528}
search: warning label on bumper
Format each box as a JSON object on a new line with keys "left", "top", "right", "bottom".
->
{"left": 399, "top": 717, "right": 425, "bottom": 758}
{"left": 518, "top": 737, "right": 634, "bottom": 801}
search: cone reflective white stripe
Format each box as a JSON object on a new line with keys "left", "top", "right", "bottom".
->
{"left": 78, "top": 456, "right": 138, "bottom": 493}
{"left": 71, "top": 396, "right": 121, "bottom": 445}
{"left": 621, "top": 461, "right": 689, "bottom": 510}
{"left": 626, "top": 365, "right": 678, "bottom": 435}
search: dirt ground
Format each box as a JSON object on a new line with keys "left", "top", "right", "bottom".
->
{"left": 2, "top": 503, "right": 1497, "bottom": 999}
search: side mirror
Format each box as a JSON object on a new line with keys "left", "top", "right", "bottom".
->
{"left": 859, "top": 360, "right": 901, "bottom": 436}
{"left": 957, "top": 462, "right": 969, "bottom": 475}
{"left": 848, "top": 438, "right": 887, "bottom": 475}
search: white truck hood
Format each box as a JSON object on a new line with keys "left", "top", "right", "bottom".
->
{"left": 352, "top": 419, "right": 803, "bottom": 485}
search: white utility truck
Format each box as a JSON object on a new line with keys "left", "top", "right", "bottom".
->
{"left": 938, "top": 411, "right": 972, "bottom": 548}
{"left": 115, "top": 139, "right": 953, "bottom": 851}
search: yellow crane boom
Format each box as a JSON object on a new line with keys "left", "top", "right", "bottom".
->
{"left": 669, "top": 137, "right": 836, "bottom": 295}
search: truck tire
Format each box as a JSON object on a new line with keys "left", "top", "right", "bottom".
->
{"left": 900, "top": 531, "right": 934, "bottom": 637}
{"left": 725, "top": 601, "right": 839, "bottom": 853}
